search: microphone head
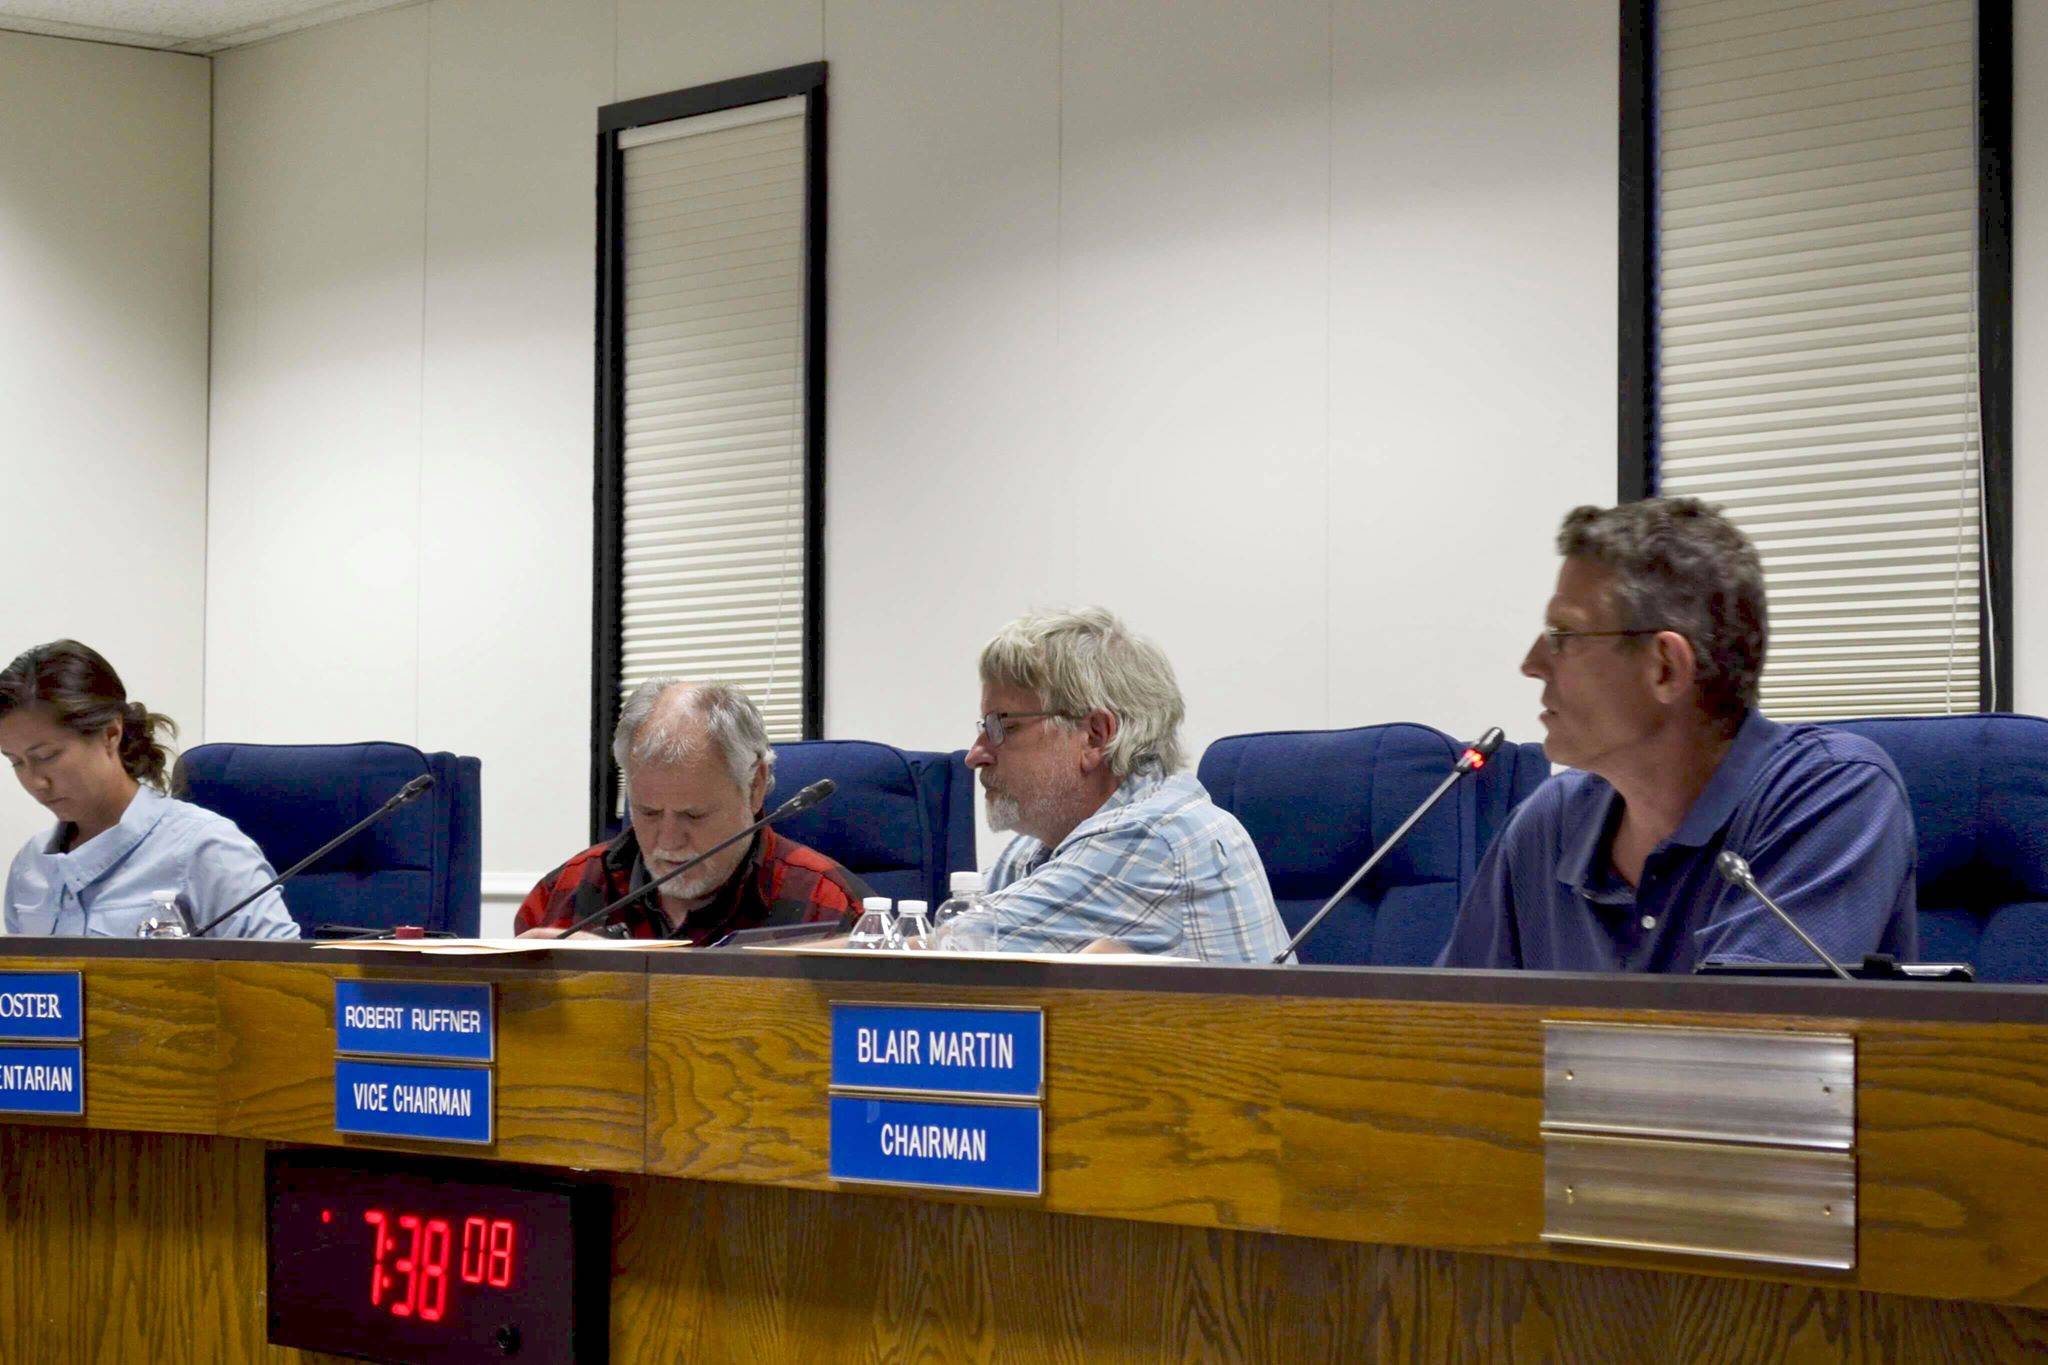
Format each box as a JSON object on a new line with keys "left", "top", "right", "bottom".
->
{"left": 1716, "top": 850, "right": 1752, "bottom": 885}
{"left": 396, "top": 773, "right": 435, "bottom": 801}
{"left": 1458, "top": 727, "right": 1506, "bottom": 771}
{"left": 783, "top": 778, "right": 836, "bottom": 813}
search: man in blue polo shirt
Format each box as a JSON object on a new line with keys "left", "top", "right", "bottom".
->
{"left": 1437, "top": 498, "right": 1916, "bottom": 973}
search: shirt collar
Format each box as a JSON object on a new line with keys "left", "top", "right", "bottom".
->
{"left": 1048, "top": 768, "right": 1165, "bottom": 857}
{"left": 43, "top": 786, "right": 170, "bottom": 888}
{"left": 1554, "top": 709, "right": 1778, "bottom": 892}
{"left": 1667, "top": 709, "right": 1779, "bottom": 847}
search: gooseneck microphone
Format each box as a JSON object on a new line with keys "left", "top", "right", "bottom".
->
{"left": 548, "top": 778, "right": 838, "bottom": 939}
{"left": 1713, "top": 850, "right": 1853, "bottom": 981}
{"left": 1274, "top": 728, "right": 1504, "bottom": 965}
{"left": 193, "top": 773, "right": 437, "bottom": 938}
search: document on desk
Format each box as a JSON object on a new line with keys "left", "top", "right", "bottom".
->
{"left": 742, "top": 944, "right": 1190, "bottom": 964}
{"left": 312, "top": 937, "right": 694, "bottom": 955}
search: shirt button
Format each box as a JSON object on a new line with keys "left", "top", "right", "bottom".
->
{"left": 1640, "top": 915, "right": 1656, "bottom": 931}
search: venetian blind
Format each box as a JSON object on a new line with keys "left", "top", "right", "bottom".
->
{"left": 1654, "top": 0, "right": 1986, "bottom": 719}
{"left": 618, "top": 96, "right": 809, "bottom": 740}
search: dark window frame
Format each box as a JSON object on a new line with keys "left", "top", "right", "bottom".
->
{"left": 592, "top": 63, "right": 828, "bottom": 841}
{"left": 1618, "top": 2, "right": 2013, "bottom": 711}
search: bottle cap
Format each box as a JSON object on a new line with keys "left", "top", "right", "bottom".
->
{"left": 949, "top": 872, "right": 985, "bottom": 894}
{"left": 861, "top": 897, "right": 892, "bottom": 911}
{"left": 898, "top": 900, "right": 929, "bottom": 913}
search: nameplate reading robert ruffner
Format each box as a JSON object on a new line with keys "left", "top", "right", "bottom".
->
{"left": 333, "top": 980, "right": 494, "bottom": 1063}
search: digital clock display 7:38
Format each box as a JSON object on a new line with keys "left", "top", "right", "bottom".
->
{"left": 266, "top": 1150, "right": 609, "bottom": 1365}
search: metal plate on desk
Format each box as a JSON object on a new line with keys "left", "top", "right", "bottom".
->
{"left": 1543, "top": 1022, "right": 1853, "bottom": 1149}
{"left": 1543, "top": 1132, "right": 1855, "bottom": 1270}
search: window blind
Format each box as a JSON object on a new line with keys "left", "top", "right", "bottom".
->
{"left": 617, "top": 96, "right": 810, "bottom": 740}
{"left": 1654, "top": 0, "right": 1985, "bottom": 719}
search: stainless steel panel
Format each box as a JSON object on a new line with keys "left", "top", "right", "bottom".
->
{"left": 1543, "top": 1022, "right": 1853, "bottom": 1149}
{"left": 1543, "top": 1132, "right": 1856, "bottom": 1270}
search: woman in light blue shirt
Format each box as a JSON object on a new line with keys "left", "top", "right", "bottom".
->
{"left": 0, "top": 640, "right": 298, "bottom": 939}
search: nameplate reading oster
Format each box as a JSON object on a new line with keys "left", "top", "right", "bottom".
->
{"left": 334, "top": 1059, "right": 492, "bottom": 1144}
{"left": 0, "top": 1044, "right": 84, "bottom": 1116}
{"left": 830, "top": 1003, "right": 1043, "bottom": 1100}
{"left": 0, "top": 972, "right": 82, "bottom": 1043}
{"left": 334, "top": 980, "right": 494, "bottom": 1063}
{"left": 829, "top": 1094, "right": 1042, "bottom": 1196}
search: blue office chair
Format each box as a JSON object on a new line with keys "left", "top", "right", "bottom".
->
{"left": 1198, "top": 724, "right": 1550, "bottom": 966}
{"left": 1827, "top": 714, "right": 2048, "bottom": 982}
{"left": 765, "top": 741, "right": 976, "bottom": 906}
{"left": 175, "top": 742, "right": 482, "bottom": 937}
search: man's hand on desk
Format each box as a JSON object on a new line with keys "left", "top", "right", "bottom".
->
{"left": 1078, "top": 937, "right": 1134, "bottom": 955}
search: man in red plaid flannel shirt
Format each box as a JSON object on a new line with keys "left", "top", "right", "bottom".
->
{"left": 516, "top": 681, "right": 867, "bottom": 944}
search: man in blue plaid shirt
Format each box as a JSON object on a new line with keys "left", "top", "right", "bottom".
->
{"left": 957, "top": 608, "right": 1286, "bottom": 962}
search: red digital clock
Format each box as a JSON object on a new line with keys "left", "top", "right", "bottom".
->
{"left": 267, "top": 1150, "right": 609, "bottom": 1365}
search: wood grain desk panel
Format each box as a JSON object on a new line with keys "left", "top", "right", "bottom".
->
{"left": 216, "top": 961, "right": 646, "bottom": 1171}
{"left": 43, "top": 957, "right": 219, "bottom": 1135}
{"left": 646, "top": 975, "right": 1288, "bottom": 1230}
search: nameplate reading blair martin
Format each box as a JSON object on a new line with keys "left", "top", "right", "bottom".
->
{"left": 830, "top": 1003, "right": 1044, "bottom": 1100}
{"left": 829, "top": 1094, "right": 1043, "bottom": 1197}
{"left": 0, "top": 1044, "right": 84, "bottom": 1116}
{"left": 333, "top": 980, "right": 495, "bottom": 1063}
{"left": 0, "top": 973, "right": 83, "bottom": 1043}
{"left": 333, "top": 1059, "right": 493, "bottom": 1145}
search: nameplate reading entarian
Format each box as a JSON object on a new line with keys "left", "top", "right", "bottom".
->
{"left": 829, "top": 1094, "right": 1042, "bottom": 1196}
{"left": 830, "top": 1003, "right": 1043, "bottom": 1100}
{"left": 334, "top": 980, "right": 495, "bottom": 1063}
{"left": 334, "top": 1059, "right": 493, "bottom": 1145}
{"left": 0, "top": 1043, "right": 84, "bottom": 1116}
{"left": 0, "top": 972, "right": 83, "bottom": 1043}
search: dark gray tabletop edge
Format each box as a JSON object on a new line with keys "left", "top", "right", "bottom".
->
{"left": 0, "top": 938, "right": 2041, "bottom": 1024}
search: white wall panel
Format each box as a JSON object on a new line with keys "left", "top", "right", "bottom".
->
{"left": 0, "top": 32, "right": 210, "bottom": 862}
{"left": 2013, "top": 1, "right": 2047, "bottom": 713}
{"left": 207, "top": 6, "right": 429, "bottom": 745}
{"left": 416, "top": 0, "right": 612, "bottom": 890}
{"left": 1327, "top": 0, "right": 1617, "bottom": 745}
{"left": 1058, "top": 0, "right": 1332, "bottom": 767}
{"left": 823, "top": 0, "right": 1064, "bottom": 768}
{"left": 615, "top": 0, "right": 820, "bottom": 103}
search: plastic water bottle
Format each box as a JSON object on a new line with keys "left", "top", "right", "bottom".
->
{"left": 932, "top": 871, "right": 986, "bottom": 929}
{"left": 136, "top": 890, "right": 190, "bottom": 939}
{"left": 892, "top": 900, "right": 933, "bottom": 949}
{"left": 847, "top": 897, "right": 893, "bottom": 949}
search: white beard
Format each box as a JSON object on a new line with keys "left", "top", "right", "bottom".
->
{"left": 984, "top": 792, "right": 1025, "bottom": 835}
{"left": 647, "top": 854, "right": 720, "bottom": 903}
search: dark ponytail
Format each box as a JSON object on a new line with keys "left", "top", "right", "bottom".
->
{"left": 0, "top": 641, "right": 178, "bottom": 790}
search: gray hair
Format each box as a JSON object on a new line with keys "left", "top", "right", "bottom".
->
{"left": 612, "top": 678, "right": 777, "bottom": 794}
{"left": 1556, "top": 497, "right": 1767, "bottom": 728}
{"left": 979, "top": 607, "right": 1186, "bottom": 778}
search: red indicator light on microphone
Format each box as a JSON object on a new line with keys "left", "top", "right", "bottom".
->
{"left": 321, "top": 1209, "right": 333, "bottom": 1224}
{"left": 1462, "top": 750, "right": 1487, "bottom": 769}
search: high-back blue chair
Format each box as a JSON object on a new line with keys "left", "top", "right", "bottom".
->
{"left": 765, "top": 741, "right": 976, "bottom": 907}
{"left": 1827, "top": 714, "right": 2048, "bottom": 983}
{"left": 1198, "top": 724, "right": 1550, "bottom": 966}
{"left": 176, "top": 742, "right": 482, "bottom": 937}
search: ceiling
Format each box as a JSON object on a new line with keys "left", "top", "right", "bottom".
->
{"left": 0, "top": 0, "right": 416, "bottom": 53}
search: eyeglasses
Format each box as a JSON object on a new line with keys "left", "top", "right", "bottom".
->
{"left": 974, "top": 711, "right": 1080, "bottom": 748}
{"left": 1541, "top": 627, "right": 1666, "bottom": 657}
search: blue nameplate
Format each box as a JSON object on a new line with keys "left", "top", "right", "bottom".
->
{"left": 829, "top": 1094, "right": 1041, "bottom": 1196}
{"left": 0, "top": 1044, "right": 84, "bottom": 1115}
{"left": 334, "top": 980, "right": 494, "bottom": 1063}
{"left": 830, "top": 1003, "right": 1043, "bottom": 1100}
{"left": 0, "top": 973, "right": 82, "bottom": 1043}
{"left": 334, "top": 1060, "right": 492, "bottom": 1145}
